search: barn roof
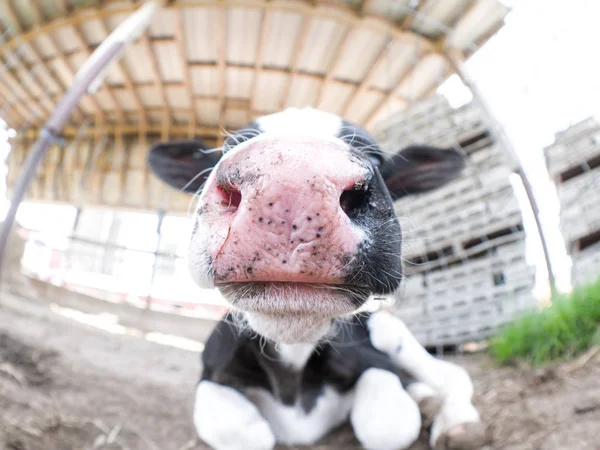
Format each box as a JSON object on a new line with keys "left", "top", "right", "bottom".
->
{"left": 0, "top": 0, "right": 509, "bottom": 144}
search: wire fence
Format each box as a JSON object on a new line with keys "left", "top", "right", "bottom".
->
{"left": 15, "top": 222, "right": 230, "bottom": 321}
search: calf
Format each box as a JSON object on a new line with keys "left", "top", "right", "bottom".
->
{"left": 148, "top": 108, "right": 487, "bottom": 450}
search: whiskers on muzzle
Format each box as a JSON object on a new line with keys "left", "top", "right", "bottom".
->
{"left": 218, "top": 282, "right": 371, "bottom": 316}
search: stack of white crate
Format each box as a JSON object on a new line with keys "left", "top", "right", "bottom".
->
{"left": 374, "top": 96, "right": 537, "bottom": 346}
{"left": 545, "top": 118, "right": 600, "bottom": 287}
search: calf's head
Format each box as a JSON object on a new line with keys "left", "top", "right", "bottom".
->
{"left": 148, "top": 108, "right": 465, "bottom": 343}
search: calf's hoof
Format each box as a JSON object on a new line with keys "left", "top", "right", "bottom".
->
{"left": 432, "top": 422, "right": 490, "bottom": 450}
{"left": 418, "top": 397, "right": 443, "bottom": 429}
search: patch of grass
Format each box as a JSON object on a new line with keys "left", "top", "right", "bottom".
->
{"left": 490, "top": 277, "right": 600, "bottom": 366}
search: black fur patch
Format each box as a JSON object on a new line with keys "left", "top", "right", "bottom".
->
{"left": 337, "top": 119, "right": 384, "bottom": 165}
{"left": 342, "top": 167, "right": 403, "bottom": 294}
{"left": 200, "top": 312, "right": 414, "bottom": 413}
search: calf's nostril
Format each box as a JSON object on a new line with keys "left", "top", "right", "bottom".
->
{"left": 217, "top": 186, "right": 242, "bottom": 212}
{"left": 340, "top": 188, "right": 369, "bottom": 220}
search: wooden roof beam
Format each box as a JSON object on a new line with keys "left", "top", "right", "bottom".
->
{"left": 69, "top": 23, "right": 126, "bottom": 122}
{"left": 341, "top": 37, "right": 392, "bottom": 117}
{"left": 0, "top": 2, "right": 65, "bottom": 119}
{"left": 216, "top": 6, "right": 228, "bottom": 146}
{"left": 94, "top": 12, "right": 147, "bottom": 124}
{"left": 248, "top": 8, "right": 268, "bottom": 122}
{"left": 173, "top": 9, "right": 196, "bottom": 137}
{"left": 363, "top": 57, "right": 425, "bottom": 129}
{"left": 278, "top": 15, "right": 313, "bottom": 110}
{"left": 0, "top": 67, "right": 47, "bottom": 120}
{"left": 314, "top": 24, "right": 354, "bottom": 109}
{"left": 23, "top": 123, "right": 220, "bottom": 139}
{"left": 0, "top": 21, "right": 72, "bottom": 122}
{"left": 140, "top": 30, "right": 169, "bottom": 133}
{"left": 0, "top": 2, "right": 439, "bottom": 54}
{"left": 0, "top": 47, "right": 55, "bottom": 116}
{"left": 359, "top": 0, "right": 376, "bottom": 15}
{"left": 25, "top": 0, "right": 103, "bottom": 120}
{"left": 0, "top": 86, "right": 36, "bottom": 127}
{"left": 56, "top": 0, "right": 70, "bottom": 14}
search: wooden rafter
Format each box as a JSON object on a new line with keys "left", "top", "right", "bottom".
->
{"left": 31, "top": 55, "right": 412, "bottom": 97}
{"left": 278, "top": 15, "right": 313, "bottom": 110}
{"left": 0, "top": 67, "right": 46, "bottom": 122}
{"left": 363, "top": 56, "right": 427, "bottom": 129}
{"left": 340, "top": 37, "right": 392, "bottom": 117}
{"left": 0, "top": 2, "right": 435, "bottom": 54}
{"left": 0, "top": 49, "right": 54, "bottom": 116}
{"left": 216, "top": 5, "right": 228, "bottom": 146}
{"left": 69, "top": 23, "right": 125, "bottom": 121}
{"left": 94, "top": 11, "right": 147, "bottom": 124}
{"left": 314, "top": 24, "right": 354, "bottom": 108}
{"left": 115, "top": 127, "right": 129, "bottom": 205}
{"left": 55, "top": 0, "right": 70, "bottom": 14}
{"left": 22, "top": 123, "right": 219, "bottom": 140}
{"left": 399, "top": 7, "right": 419, "bottom": 31}
{"left": 141, "top": 32, "right": 169, "bottom": 132}
{"left": 173, "top": 9, "right": 196, "bottom": 137}
{"left": 0, "top": 2, "right": 61, "bottom": 121}
{"left": 248, "top": 8, "right": 269, "bottom": 122}
{"left": 452, "top": 0, "right": 505, "bottom": 59}
{"left": 25, "top": 0, "right": 104, "bottom": 120}
{"left": 0, "top": 86, "right": 32, "bottom": 126}
{"left": 359, "top": 0, "right": 376, "bottom": 15}
{"left": 0, "top": 0, "right": 508, "bottom": 139}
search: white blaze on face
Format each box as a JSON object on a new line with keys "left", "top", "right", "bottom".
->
{"left": 255, "top": 108, "right": 344, "bottom": 138}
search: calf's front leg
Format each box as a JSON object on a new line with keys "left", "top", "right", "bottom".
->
{"left": 194, "top": 380, "right": 276, "bottom": 450}
{"left": 367, "top": 311, "right": 489, "bottom": 450}
{"left": 351, "top": 368, "right": 421, "bottom": 450}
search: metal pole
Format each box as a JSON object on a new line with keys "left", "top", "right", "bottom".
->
{"left": 444, "top": 49, "right": 557, "bottom": 294}
{"left": 64, "top": 206, "right": 82, "bottom": 271}
{"left": 146, "top": 209, "right": 166, "bottom": 309}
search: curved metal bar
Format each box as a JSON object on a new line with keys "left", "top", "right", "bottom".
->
{"left": 0, "top": 1, "right": 161, "bottom": 286}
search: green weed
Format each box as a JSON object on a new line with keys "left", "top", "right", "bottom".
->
{"left": 490, "top": 277, "right": 600, "bottom": 366}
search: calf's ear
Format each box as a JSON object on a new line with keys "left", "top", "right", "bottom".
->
{"left": 147, "top": 140, "right": 222, "bottom": 193}
{"left": 378, "top": 145, "right": 467, "bottom": 200}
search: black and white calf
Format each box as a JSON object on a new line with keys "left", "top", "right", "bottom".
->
{"left": 148, "top": 108, "right": 487, "bottom": 450}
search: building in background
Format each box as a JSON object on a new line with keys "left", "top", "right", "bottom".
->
{"left": 374, "top": 95, "right": 537, "bottom": 346}
{"left": 544, "top": 118, "right": 600, "bottom": 288}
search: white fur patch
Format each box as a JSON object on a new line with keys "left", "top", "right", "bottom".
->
{"left": 367, "top": 311, "right": 474, "bottom": 399}
{"left": 406, "top": 381, "right": 437, "bottom": 403}
{"left": 256, "top": 107, "right": 343, "bottom": 138}
{"left": 194, "top": 381, "right": 276, "bottom": 450}
{"left": 276, "top": 342, "right": 316, "bottom": 370}
{"left": 351, "top": 368, "right": 421, "bottom": 450}
{"left": 246, "top": 386, "right": 354, "bottom": 445}
{"left": 367, "top": 311, "right": 482, "bottom": 448}
{"left": 245, "top": 311, "right": 333, "bottom": 344}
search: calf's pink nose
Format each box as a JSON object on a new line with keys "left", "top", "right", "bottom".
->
{"left": 200, "top": 136, "right": 371, "bottom": 284}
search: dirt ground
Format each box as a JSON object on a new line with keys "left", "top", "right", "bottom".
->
{"left": 1, "top": 292, "right": 599, "bottom": 450}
